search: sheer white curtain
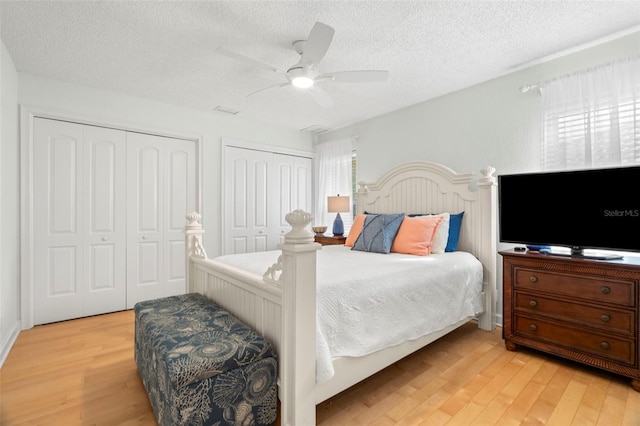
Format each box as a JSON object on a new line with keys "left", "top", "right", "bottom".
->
{"left": 541, "top": 56, "right": 640, "bottom": 170}
{"left": 314, "top": 137, "right": 354, "bottom": 233}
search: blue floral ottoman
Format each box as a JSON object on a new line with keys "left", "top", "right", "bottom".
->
{"left": 134, "top": 293, "right": 278, "bottom": 426}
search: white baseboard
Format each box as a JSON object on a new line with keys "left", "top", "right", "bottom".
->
{"left": 0, "top": 321, "right": 21, "bottom": 368}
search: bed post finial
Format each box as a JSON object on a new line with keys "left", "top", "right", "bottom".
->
{"left": 184, "top": 212, "right": 206, "bottom": 258}
{"left": 479, "top": 166, "right": 497, "bottom": 184}
{"left": 283, "top": 209, "right": 315, "bottom": 244}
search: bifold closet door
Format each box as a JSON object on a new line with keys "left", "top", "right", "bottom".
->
{"left": 225, "top": 147, "right": 272, "bottom": 254}
{"left": 126, "top": 132, "right": 196, "bottom": 308}
{"left": 33, "top": 119, "right": 127, "bottom": 325}
{"left": 273, "top": 154, "right": 313, "bottom": 240}
{"left": 224, "top": 146, "right": 312, "bottom": 255}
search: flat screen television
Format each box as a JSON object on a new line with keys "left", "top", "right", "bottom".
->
{"left": 498, "top": 166, "right": 640, "bottom": 260}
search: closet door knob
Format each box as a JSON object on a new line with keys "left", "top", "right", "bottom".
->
{"left": 142, "top": 235, "right": 148, "bottom": 240}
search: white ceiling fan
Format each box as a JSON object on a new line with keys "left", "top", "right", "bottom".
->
{"left": 217, "top": 21, "right": 389, "bottom": 108}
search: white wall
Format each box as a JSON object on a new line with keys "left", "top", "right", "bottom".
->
{"left": 321, "top": 32, "right": 639, "bottom": 179}
{"left": 18, "top": 73, "right": 314, "bottom": 258}
{"left": 319, "top": 32, "right": 640, "bottom": 325}
{"left": 1, "top": 40, "right": 21, "bottom": 366}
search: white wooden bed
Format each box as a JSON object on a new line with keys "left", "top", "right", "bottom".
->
{"left": 183, "top": 161, "right": 497, "bottom": 425}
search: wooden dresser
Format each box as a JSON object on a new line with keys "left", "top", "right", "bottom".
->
{"left": 501, "top": 250, "right": 640, "bottom": 391}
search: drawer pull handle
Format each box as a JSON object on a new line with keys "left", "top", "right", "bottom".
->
{"left": 529, "top": 276, "right": 538, "bottom": 283}
{"left": 600, "top": 341, "right": 610, "bottom": 350}
{"left": 601, "top": 286, "right": 611, "bottom": 294}
{"left": 529, "top": 324, "right": 538, "bottom": 332}
{"left": 529, "top": 300, "right": 538, "bottom": 307}
{"left": 600, "top": 314, "right": 611, "bottom": 322}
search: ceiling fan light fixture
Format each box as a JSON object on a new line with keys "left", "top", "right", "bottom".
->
{"left": 292, "top": 75, "right": 314, "bottom": 88}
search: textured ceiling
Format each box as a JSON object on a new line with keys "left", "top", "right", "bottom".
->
{"left": 2, "top": 1, "right": 639, "bottom": 132}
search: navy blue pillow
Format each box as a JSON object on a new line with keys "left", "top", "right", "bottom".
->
{"left": 444, "top": 212, "right": 464, "bottom": 252}
{"left": 352, "top": 213, "right": 404, "bottom": 254}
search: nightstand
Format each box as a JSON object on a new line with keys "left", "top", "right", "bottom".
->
{"left": 314, "top": 235, "right": 346, "bottom": 246}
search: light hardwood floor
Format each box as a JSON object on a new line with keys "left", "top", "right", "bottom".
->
{"left": 1, "top": 310, "right": 639, "bottom": 425}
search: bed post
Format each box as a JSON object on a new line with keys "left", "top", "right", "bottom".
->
{"left": 277, "top": 209, "right": 321, "bottom": 426}
{"left": 184, "top": 212, "right": 206, "bottom": 292}
{"left": 356, "top": 180, "right": 368, "bottom": 213}
{"left": 476, "top": 166, "right": 497, "bottom": 331}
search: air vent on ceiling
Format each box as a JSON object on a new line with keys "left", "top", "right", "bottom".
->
{"left": 213, "top": 105, "right": 239, "bottom": 115}
{"left": 300, "top": 125, "right": 330, "bottom": 134}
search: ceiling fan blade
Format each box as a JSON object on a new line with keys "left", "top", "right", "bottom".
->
{"left": 247, "top": 82, "right": 290, "bottom": 97}
{"left": 308, "top": 86, "right": 334, "bottom": 108}
{"left": 319, "top": 70, "right": 389, "bottom": 83}
{"left": 300, "top": 22, "right": 335, "bottom": 66}
{"left": 217, "top": 47, "right": 286, "bottom": 74}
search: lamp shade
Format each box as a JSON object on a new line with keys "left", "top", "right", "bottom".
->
{"left": 327, "top": 195, "right": 350, "bottom": 213}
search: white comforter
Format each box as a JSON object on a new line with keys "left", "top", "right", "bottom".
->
{"left": 214, "top": 245, "right": 483, "bottom": 384}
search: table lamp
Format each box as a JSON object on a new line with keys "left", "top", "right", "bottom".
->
{"left": 327, "top": 195, "right": 350, "bottom": 236}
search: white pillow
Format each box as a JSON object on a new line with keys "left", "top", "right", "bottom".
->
{"left": 426, "top": 213, "right": 450, "bottom": 254}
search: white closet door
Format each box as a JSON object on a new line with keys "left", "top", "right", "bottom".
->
{"left": 33, "top": 119, "right": 126, "bottom": 325}
{"left": 225, "top": 146, "right": 273, "bottom": 254}
{"left": 83, "top": 125, "right": 127, "bottom": 315}
{"left": 224, "top": 146, "right": 313, "bottom": 254}
{"left": 271, "top": 154, "right": 313, "bottom": 238}
{"left": 272, "top": 154, "right": 293, "bottom": 245}
{"left": 126, "top": 132, "right": 165, "bottom": 307}
{"left": 164, "top": 138, "right": 196, "bottom": 298}
{"left": 272, "top": 154, "right": 313, "bottom": 242}
{"left": 126, "top": 133, "right": 196, "bottom": 307}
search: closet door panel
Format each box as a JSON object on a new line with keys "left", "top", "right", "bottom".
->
{"left": 272, "top": 157, "right": 293, "bottom": 246}
{"left": 253, "top": 159, "right": 271, "bottom": 251}
{"left": 127, "top": 133, "right": 164, "bottom": 307}
{"left": 225, "top": 147, "right": 273, "bottom": 254}
{"left": 164, "top": 138, "right": 196, "bottom": 297}
{"left": 33, "top": 119, "right": 85, "bottom": 324}
{"left": 294, "top": 157, "right": 313, "bottom": 213}
{"left": 83, "top": 126, "right": 127, "bottom": 315}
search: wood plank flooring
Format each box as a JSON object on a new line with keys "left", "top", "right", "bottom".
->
{"left": 1, "top": 310, "right": 638, "bottom": 425}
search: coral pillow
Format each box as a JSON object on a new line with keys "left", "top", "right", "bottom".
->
{"left": 345, "top": 213, "right": 366, "bottom": 247}
{"left": 391, "top": 216, "right": 443, "bottom": 256}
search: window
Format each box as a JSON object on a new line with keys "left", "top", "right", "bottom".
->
{"left": 314, "top": 138, "right": 355, "bottom": 232}
{"left": 541, "top": 57, "right": 640, "bottom": 170}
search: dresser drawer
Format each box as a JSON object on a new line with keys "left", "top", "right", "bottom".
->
{"left": 514, "top": 268, "right": 635, "bottom": 307}
{"left": 514, "top": 314, "right": 636, "bottom": 365}
{"left": 514, "top": 292, "right": 635, "bottom": 336}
